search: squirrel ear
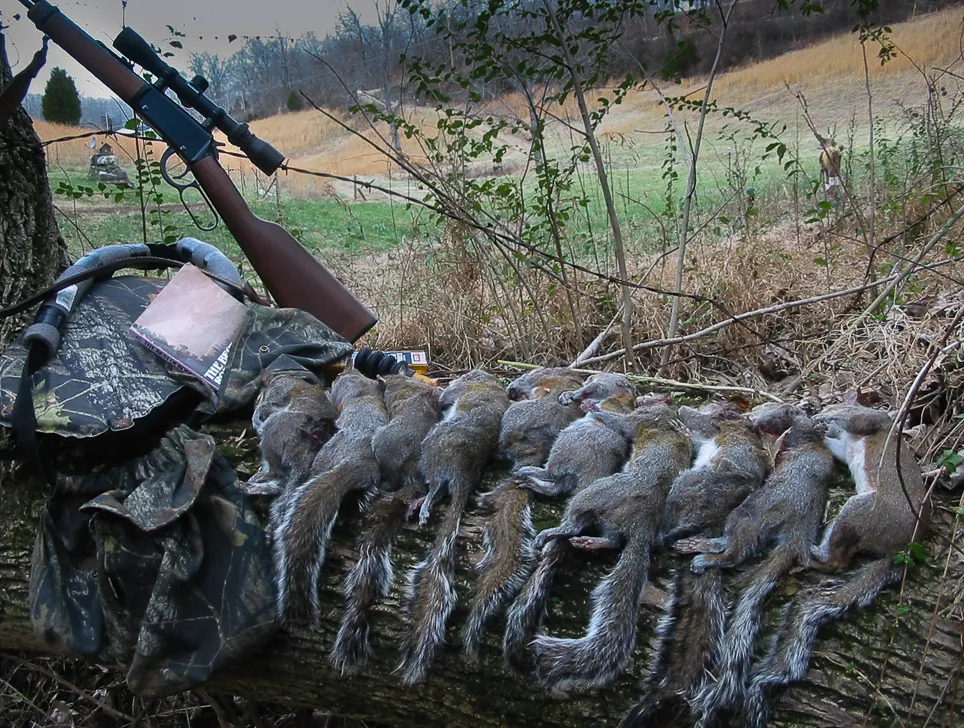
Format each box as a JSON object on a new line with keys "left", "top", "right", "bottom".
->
{"left": 843, "top": 389, "right": 860, "bottom": 405}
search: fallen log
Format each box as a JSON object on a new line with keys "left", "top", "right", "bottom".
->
{"left": 0, "top": 422, "right": 961, "bottom": 728}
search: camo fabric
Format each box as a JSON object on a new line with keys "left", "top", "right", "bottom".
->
{"left": 0, "top": 277, "right": 181, "bottom": 439}
{"left": 204, "top": 303, "right": 355, "bottom": 417}
{"left": 29, "top": 426, "right": 277, "bottom": 696}
{"left": 2, "top": 269, "right": 356, "bottom": 696}
{"left": 0, "top": 276, "right": 355, "bottom": 439}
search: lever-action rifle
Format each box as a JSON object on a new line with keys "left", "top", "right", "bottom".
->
{"left": 15, "top": 0, "right": 377, "bottom": 343}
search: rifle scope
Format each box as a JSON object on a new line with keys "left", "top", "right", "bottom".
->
{"left": 113, "top": 27, "right": 285, "bottom": 176}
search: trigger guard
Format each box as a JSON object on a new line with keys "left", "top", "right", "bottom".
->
{"left": 160, "top": 148, "right": 191, "bottom": 185}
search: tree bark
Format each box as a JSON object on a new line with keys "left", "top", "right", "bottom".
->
{"left": 0, "top": 431, "right": 961, "bottom": 727}
{"left": 0, "top": 27, "right": 69, "bottom": 348}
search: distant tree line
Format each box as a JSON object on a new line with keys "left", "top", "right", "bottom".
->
{"left": 22, "top": 0, "right": 960, "bottom": 126}
{"left": 24, "top": 90, "right": 133, "bottom": 130}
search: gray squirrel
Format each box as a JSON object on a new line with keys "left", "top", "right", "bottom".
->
{"left": 623, "top": 400, "right": 770, "bottom": 727}
{"left": 461, "top": 367, "right": 586, "bottom": 661}
{"left": 396, "top": 369, "right": 509, "bottom": 684}
{"left": 529, "top": 397, "right": 692, "bottom": 695}
{"left": 272, "top": 368, "right": 388, "bottom": 624}
{"left": 502, "top": 373, "right": 639, "bottom": 669}
{"left": 676, "top": 402, "right": 835, "bottom": 728}
{"left": 241, "top": 368, "right": 337, "bottom": 503}
{"left": 743, "top": 402, "right": 931, "bottom": 728}
{"left": 330, "top": 374, "right": 441, "bottom": 674}
{"left": 658, "top": 401, "right": 770, "bottom": 545}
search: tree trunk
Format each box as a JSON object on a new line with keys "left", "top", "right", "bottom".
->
{"left": 0, "top": 432, "right": 961, "bottom": 727}
{"left": 0, "top": 27, "right": 69, "bottom": 348}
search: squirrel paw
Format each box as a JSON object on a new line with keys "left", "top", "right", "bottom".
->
{"left": 570, "top": 535, "right": 619, "bottom": 551}
{"left": 809, "top": 543, "right": 829, "bottom": 562}
{"left": 237, "top": 479, "right": 282, "bottom": 496}
{"left": 670, "top": 419, "right": 692, "bottom": 437}
{"left": 559, "top": 390, "right": 580, "bottom": 406}
{"left": 672, "top": 537, "right": 705, "bottom": 555}
{"left": 579, "top": 398, "right": 600, "bottom": 413}
{"left": 690, "top": 555, "right": 711, "bottom": 574}
{"left": 674, "top": 536, "right": 726, "bottom": 555}
{"left": 406, "top": 496, "right": 427, "bottom": 522}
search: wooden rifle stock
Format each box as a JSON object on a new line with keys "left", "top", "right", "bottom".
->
{"left": 23, "top": 0, "right": 377, "bottom": 343}
{"left": 192, "top": 158, "right": 376, "bottom": 341}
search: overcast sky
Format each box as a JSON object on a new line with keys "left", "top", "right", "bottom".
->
{"left": 3, "top": 0, "right": 372, "bottom": 98}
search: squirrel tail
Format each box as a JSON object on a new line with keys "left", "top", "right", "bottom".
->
{"left": 621, "top": 569, "right": 726, "bottom": 728}
{"left": 396, "top": 480, "right": 472, "bottom": 684}
{"left": 330, "top": 482, "right": 421, "bottom": 674}
{"left": 532, "top": 533, "right": 653, "bottom": 693}
{"left": 743, "top": 557, "right": 903, "bottom": 728}
{"left": 691, "top": 546, "right": 797, "bottom": 728}
{"left": 461, "top": 476, "right": 536, "bottom": 660}
{"left": 502, "top": 535, "right": 570, "bottom": 671}
{"left": 273, "top": 461, "right": 374, "bottom": 624}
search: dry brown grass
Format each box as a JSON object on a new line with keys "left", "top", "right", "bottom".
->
{"left": 602, "top": 7, "right": 964, "bottom": 136}
{"left": 347, "top": 209, "right": 964, "bottom": 417}
{"left": 713, "top": 6, "right": 964, "bottom": 100}
{"left": 34, "top": 120, "right": 141, "bottom": 170}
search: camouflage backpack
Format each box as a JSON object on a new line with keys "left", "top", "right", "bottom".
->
{"left": 0, "top": 240, "right": 354, "bottom": 696}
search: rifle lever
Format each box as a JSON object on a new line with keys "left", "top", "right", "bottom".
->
{"left": 160, "top": 147, "right": 219, "bottom": 232}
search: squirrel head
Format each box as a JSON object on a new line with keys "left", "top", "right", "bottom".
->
{"left": 507, "top": 368, "right": 584, "bottom": 401}
{"left": 331, "top": 368, "right": 384, "bottom": 410}
{"left": 812, "top": 403, "right": 894, "bottom": 437}
{"left": 381, "top": 373, "right": 440, "bottom": 413}
{"left": 679, "top": 400, "right": 742, "bottom": 437}
{"left": 747, "top": 402, "right": 810, "bottom": 436}
{"left": 635, "top": 392, "right": 673, "bottom": 408}
{"left": 569, "top": 373, "right": 634, "bottom": 403}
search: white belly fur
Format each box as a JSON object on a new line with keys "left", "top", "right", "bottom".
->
{"left": 691, "top": 437, "right": 720, "bottom": 471}
{"left": 825, "top": 430, "right": 874, "bottom": 494}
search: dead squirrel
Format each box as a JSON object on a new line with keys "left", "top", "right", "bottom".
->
{"left": 502, "top": 374, "right": 639, "bottom": 669}
{"left": 529, "top": 398, "right": 692, "bottom": 695}
{"left": 743, "top": 403, "right": 931, "bottom": 728}
{"left": 514, "top": 372, "right": 637, "bottom": 496}
{"left": 331, "top": 374, "right": 441, "bottom": 674}
{"left": 677, "top": 402, "right": 835, "bottom": 728}
{"left": 242, "top": 368, "right": 337, "bottom": 500}
{"left": 658, "top": 401, "right": 770, "bottom": 545}
{"left": 623, "top": 400, "right": 770, "bottom": 727}
{"left": 396, "top": 369, "right": 509, "bottom": 684}
{"left": 461, "top": 367, "right": 586, "bottom": 661}
{"left": 272, "top": 368, "right": 388, "bottom": 624}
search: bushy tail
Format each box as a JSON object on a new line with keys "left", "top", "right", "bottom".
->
{"left": 532, "top": 533, "right": 653, "bottom": 694}
{"left": 691, "top": 546, "right": 796, "bottom": 728}
{"left": 330, "top": 482, "right": 422, "bottom": 674}
{"left": 273, "top": 462, "right": 370, "bottom": 624}
{"left": 743, "top": 557, "right": 902, "bottom": 728}
{"left": 396, "top": 482, "right": 472, "bottom": 684}
{"left": 461, "top": 476, "right": 536, "bottom": 660}
{"left": 502, "top": 536, "right": 570, "bottom": 671}
{"left": 621, "top": 569, "right": 726, "bottom": 728}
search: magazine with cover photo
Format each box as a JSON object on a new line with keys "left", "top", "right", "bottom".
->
{"left": 129, "top": 263, "right": 249, "bottom": 393}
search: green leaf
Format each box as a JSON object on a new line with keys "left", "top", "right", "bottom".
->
{"left": 908, "top": 542, "right": 927, "bottom": 563}
{"left": 814, "top": 257, "right": 827, "bottom": 265}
